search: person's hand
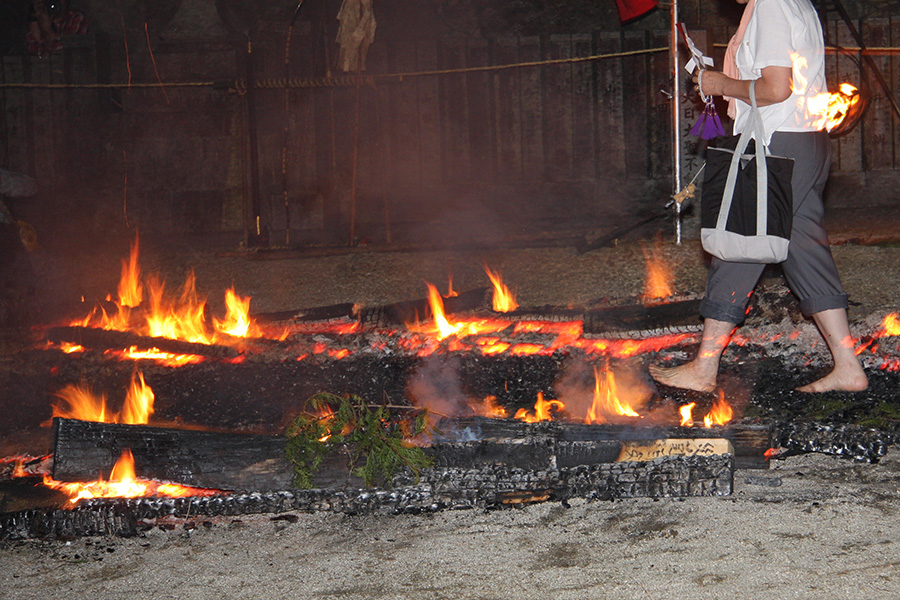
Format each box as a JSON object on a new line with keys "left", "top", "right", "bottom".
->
{"left": 692, "top": 70, "right": 729, "bottom": 98}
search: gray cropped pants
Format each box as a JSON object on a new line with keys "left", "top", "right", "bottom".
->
{"left": 700, "top": 129, "right": 848, "bottom": 325}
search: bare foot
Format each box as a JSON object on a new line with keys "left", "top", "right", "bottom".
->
{"left": 796, "top": 367, "right": 868, "bottom": 393}
{"left": 649, "top": 362, "right": 717, "bottom": 393}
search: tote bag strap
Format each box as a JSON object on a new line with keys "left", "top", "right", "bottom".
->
{"left": 716, "top": 80, "right": 770, "bottom": 236}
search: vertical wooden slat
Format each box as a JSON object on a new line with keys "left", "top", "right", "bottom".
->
{"left": 518, "top": 36, "right": 544, "bottom": 180}
{"left": 438, "top": 38, "right": 470, "bottom": 182}
{"left": 387, "top": 39, "right": 421, "bottom": 187}
{"left": 570, "top": 33, "right": 596, "bottom": 180}
{"left": 892, "top": 17, "right": 900, "bottom": 169}
{"left": 834, "top": 19, "right": 863, "bottom": 173}
{"left": 648, "top": 30, "right": 672, "bottom": 182}
{"left": 595, "top": 32, "right": 625, "bottom": 181}
{"left": 466, "top": 38, "right": 495, "bottom": 182}
{"left": 492, "top": 37, "right": 522, "bottom": 180}
{"left": 860, "top": 18, "right": 893, "bottom": 171}
{"left": 416, "top": 40, "right": 442, "bottom": 186}
{"left": 622, "top": 31, "right": 650, "bottom": 179}
{"left": 541, "top": 34, "right": 574, "bottom": 182}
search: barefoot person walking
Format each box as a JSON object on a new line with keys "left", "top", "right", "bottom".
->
{"left": 650, "top": 0, "right": 867, "bottom": 394}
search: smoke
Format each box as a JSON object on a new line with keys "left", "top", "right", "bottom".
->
{"left": 406, "top": 355, "right": 467, "bottom": 423}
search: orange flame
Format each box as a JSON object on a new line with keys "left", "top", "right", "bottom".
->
{"left": 74, "top": 238, "right": 262, "bottom": 347}
{"left": 51, "top": 383, "right": 110, "bottom": 423}
{"left": 485, "top": 266, "right": 518, "bottom": 313}
{"left": 121, "top": 371, "right": 155, "bottom": 424}
{"left": 145, "top": 272, "right": 212, "bottom": 344}
{"left": 586, "top": 366, "right": 641, "bottom": 424}
{"left": 806, "top": 83, "right": 860, "bottom": 132}
{"left": 679, "top": 402, "right": 696, "bottom": 427}
{"left": 703, "top": 391, "right": 733, "bottom": 427}
{"left": 792, "top": 53, "right": 860, "bottom": 132}
{"left": 213, "top": 287, "right": 260, "bottom": 338}
{"left": 51, "top": 371, "right": 155, "bottom": 425}
{"left": 42, "top": 449, "right": 225, "bottom": 505}
{"left": 884, "top": 313, "right": 900, "bottom": 336}
{"left": 641, "top": 243, "right": 673, "bottom": 300}
{"left": 469, "top": 395, "right": 508, "bottom": 419}
{"left": 118, "top": 234, "right": 143, "bottom": 308}
{"left": 426, "top": 283, "right": 463, "bottom": 340}
{"left": 514, "top": 392, "right": 564, "bottom": 423}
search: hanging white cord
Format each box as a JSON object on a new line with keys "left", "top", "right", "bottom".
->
{"left": 697, "top": 70, "right": 711, "bottom": 104}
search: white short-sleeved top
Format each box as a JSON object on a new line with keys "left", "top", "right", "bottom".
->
{"left": 732, "top": 0, "right": 828, "bottom": 143}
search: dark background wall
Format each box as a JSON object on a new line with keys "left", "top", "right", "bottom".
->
{"left": 0, "top": 0, "right": 897, "bottom": 250}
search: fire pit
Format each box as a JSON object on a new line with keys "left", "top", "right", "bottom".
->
{"left": 2, "top": 237, "right": 899, "bottom": 540}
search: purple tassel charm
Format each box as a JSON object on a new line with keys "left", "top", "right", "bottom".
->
{"left": 690, "top": 98, "right": 726, "bottom": 140}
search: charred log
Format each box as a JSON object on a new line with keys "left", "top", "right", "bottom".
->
{"left": 1, "top": 453, "right": 734, "bottom": 540}
{"left": 773, "top": 422, "right": 898, "bottom": 463}
{"left": 253, "top": 302, "right": 357, "bottom": 323}
{"left": 45, "top": 326, "right": 240, "bottom": 359}
{"left": 583, "top": 298, "right": 702, "bottom": 336}
{"left": 52, "top": 418, "right": 295, "bottom": 491}
{"left": 440, "top": 417, "right": 773, "bottom": 470}
{"left": 355, "top": 287, "right": 490, "bottom": 327}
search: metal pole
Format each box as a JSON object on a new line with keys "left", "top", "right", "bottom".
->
{"left": 670, "top": 0, "right": 682, "bottom": 244}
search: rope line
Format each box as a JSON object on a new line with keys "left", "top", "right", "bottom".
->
{"left": 0, "top": 46, "right": 668, "bottom": 91}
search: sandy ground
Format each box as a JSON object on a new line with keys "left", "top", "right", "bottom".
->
{"left": 2, "top": 452, "right": 899, "bottom": 600}
{"left": 2, "top": 229, "right": 900, "bottom": 599}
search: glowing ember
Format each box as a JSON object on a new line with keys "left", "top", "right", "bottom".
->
{"left": 703, "top": 391, "right": 733, "bottom": 427}
{"left": 485, "top": 266, "right": 518, "bottom": 313}
{"left": 42, "top": 449, "right": 225, "bottom": 505}
{"left": 586, "top": 366, "right": 641, "bottom": 424}
{"left": 515, "top": 392, "right": 564, "bottom": 423}
{"left": 118, "top": 346, "right": 204, "bottom": 366}
{"left": 51, "top": 371, "right": 155, "bottom": 425}
{"left": 679, "top": 402, "right": 696, "bottom": 427}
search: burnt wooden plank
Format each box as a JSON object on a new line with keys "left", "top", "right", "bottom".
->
{"left": 45, "top": 326, "right": 240, "bottom": 358}
{"left": 253, "top": 302, "right": 356, "bottom": 323}
{"left": 2, "top": 453, "right": 734, "bottom": 540}
{"left": 583, "top": 298, "right": 702, "bottom": 334}
{"left": 444, "top": 417, "right": 771, "bottom": 470}
{"left": 356, "top": 286, "right": 490, "bottom": 326}
{"left": 52, "top": 418, "right": 294, "bottom": 491}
